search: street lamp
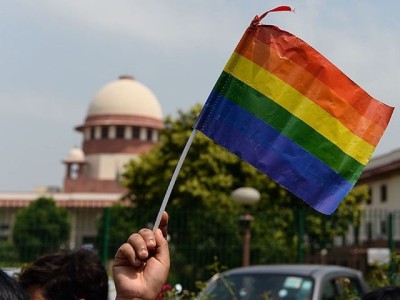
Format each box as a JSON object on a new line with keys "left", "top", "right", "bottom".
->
{"left": 231, "top": 187, "right": 260, "bottom": 267}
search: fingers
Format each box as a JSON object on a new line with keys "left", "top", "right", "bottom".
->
{"left": 128, "top": 229, "right": 157, "bottom": 254}
{"left": 114, "top": 228, "right": 159, "bottom": 267}
{"left": 113, "top": 212, "right": 169, "bottom": 269}
{"left": 114, "top": 242, "right": 140, "bottom": 267}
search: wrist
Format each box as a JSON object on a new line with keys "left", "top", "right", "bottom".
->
{"left": 115, "top": 295, "right": 157, "bottom": 300}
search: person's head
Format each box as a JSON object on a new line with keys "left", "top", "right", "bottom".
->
{"left": 363, "top": 287, "right": 400, "bottom": 300}
{"left": 18, "top": 248, "right": 109, "bottom": 300}
{"left": 0, "top": 269, "right": 30, "bottom": 300}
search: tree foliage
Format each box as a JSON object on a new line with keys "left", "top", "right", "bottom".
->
{"left": 13, "top": 197, "right": 70, "bottom": 262}
{"left": 97, "top": 204, "right": 138, "bottom": 261}
{"left": 303, "top": 184, "right": 369, "bottom": 253}
{"left": 112, "top": 104, "right": 369, "bottom": 288}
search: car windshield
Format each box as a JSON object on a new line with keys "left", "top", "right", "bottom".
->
{"left": 202, "top": 273, "right": 314, "bottom": 300}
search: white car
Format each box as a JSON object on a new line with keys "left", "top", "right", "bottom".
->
{"left": 197, "top": 264, "right": 369, "bottom": 300}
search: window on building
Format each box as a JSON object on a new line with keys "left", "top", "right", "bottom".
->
{"left": 90, "top": 127, "right": 95, "bottom": 140}
{"left": 132, "top": 126, "right": 140, "bottom": 139}
{"left": 101, "top": 126, "right": 109, "bottom": 139}
{"left": 366, "top": 222, "right": 372, "bottom": 240}
{"left": 0, "top": 224, "right": 9, "bottom": 231}
{"left": 380, "top": 184, "right": 387, "bottom": 202}
{"left": 367, "top": 187, "right": 372, "bottom": 205}
{"left": 116, "top": 126, "right": 125, "bottom": 139}
{"left": 70, "top": 164, "right": 80, "bottom": 180}
{"left": 146, "top": 128, "right": 153, "bottom": 141}
{"left": 380, "top": 220, "right": 387, "bottom": 236}
{"left": 0, "top": 223, "right": 10, "bottom": 241}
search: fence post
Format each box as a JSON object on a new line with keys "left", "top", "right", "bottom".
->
{"left": 101, "top": 207, "right": 111, "bottom": 265}
{"left": 296, "top": 208, "right": 304, "bottom": 263}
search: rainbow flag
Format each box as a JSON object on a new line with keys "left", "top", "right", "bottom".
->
{"left": 194, "top": 10, "right": 394, "bottom": 214}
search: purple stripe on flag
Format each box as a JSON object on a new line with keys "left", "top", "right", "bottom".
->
{"left": 196, "top": 92, "right": 353, "bottom": 214}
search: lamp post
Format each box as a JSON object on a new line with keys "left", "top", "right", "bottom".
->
{"left": 231, "top": 187, "right": 260, "bottom": 267}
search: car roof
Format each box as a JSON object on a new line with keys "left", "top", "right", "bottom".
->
{"left": 221, "top": 264, "right": 362, "bottom": 278}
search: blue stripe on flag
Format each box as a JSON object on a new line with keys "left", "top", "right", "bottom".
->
{"left": 195, "top": 91, "right": 354, "bottom": 214}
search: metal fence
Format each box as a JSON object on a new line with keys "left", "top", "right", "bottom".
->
{"left": 1, "top": 205, "right": 399, "bottom": 290}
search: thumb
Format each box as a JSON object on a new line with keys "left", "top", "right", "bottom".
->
{"left": 154, "top": 228, "right": 170, "bottom": 269}
{"left": 143, "top": 228, "right": 170, "bottom": 294}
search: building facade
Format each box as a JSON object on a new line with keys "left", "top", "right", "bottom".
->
{"left": 356, "top": 149, "right": 400, "bottom": 243}
{"left": 311, "top": 149, "right": 400, "bottom": 272}
{"left": 0, "top": 75, "right": 163, "bottom": 248}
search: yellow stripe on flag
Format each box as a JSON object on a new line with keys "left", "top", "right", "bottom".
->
{"left": 224, "top": 52, "right": 374, "bottom": 165}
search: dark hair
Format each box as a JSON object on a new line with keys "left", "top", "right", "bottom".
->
{"left": 363, "top": 287, "right": 400, "bottom": 300}
{"left": 18, "top": 248, "right": 108, "bottom": 300}
{"left": 0, "top": 269, "right": 30, "bottom": 300}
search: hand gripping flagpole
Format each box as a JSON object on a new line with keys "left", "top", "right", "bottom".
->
{"left": 153, "top": 129, "right": 197, "bottom": 231}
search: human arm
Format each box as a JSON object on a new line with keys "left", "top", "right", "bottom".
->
{"left": 112, "top": 212, "right": 170, "bottom": 300}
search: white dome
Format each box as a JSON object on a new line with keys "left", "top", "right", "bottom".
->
{"left": 87, "top": 76, "right": 163, "bottom": 120}
{"left": 64, "top": 146, "right": 85, "bottom": 163}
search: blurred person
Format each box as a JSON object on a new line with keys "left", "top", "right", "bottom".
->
{"left": 0, "top": 269, "right": 30, "bottom": 300}
{"left": 18, "top": 211, "right": 169, "bottom": 300}
{"left": 113, "top": 211, "right": 170, "bottom": 300}
{"left": 18, "top": 248, "right": 108, "bottom": 300}
{"left": 363, "top": 287, "right": 400, "bottom": 300}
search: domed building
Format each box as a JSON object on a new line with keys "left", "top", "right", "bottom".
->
{"left": 0, "top": 75, "right": 164, "bottom": 248}
{"left": 63, "top": 75, "right": 163, "bottom": 193}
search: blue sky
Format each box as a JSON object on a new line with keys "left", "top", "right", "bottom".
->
{"left": 0, "top": 0, "right": 399, "bottom": 192}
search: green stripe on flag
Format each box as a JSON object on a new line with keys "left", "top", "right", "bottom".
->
{"left": 213, "top": 71, "right": 364, "bottom": 183}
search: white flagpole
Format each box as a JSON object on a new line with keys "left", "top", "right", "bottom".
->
{"left": 153, "top": 129, "right": 197, "bottom": 231}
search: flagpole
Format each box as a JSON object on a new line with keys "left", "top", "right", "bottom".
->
{"left": 153, "top": 129, "right": 197, "bottom": 231}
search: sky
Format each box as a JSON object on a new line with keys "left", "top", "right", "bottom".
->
{"left": 0, "top": 0, "right": 399, "bottom": 192}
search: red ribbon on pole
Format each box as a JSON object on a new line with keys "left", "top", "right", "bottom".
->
{"left": 251, "top": 6, "right": 293, "bottom": 26}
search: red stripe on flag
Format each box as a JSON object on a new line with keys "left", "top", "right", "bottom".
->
{"left": 244, "top": 25, "right": 393, "bottom": 129}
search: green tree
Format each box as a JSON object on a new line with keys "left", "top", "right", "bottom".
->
{"left": 118, "top": 104, "right": 368, "bottom": 288}
{"left": 13, "top": 197, "right": 70, "bottom": 262}
{"left": 0, "top": 241, "right": 19, "bottom": 265}
{"left": 303, "top": 185, "right": 369, "bottom": 254}
{"left": 97, "top": 204, "right": 138, "bottom": 262}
